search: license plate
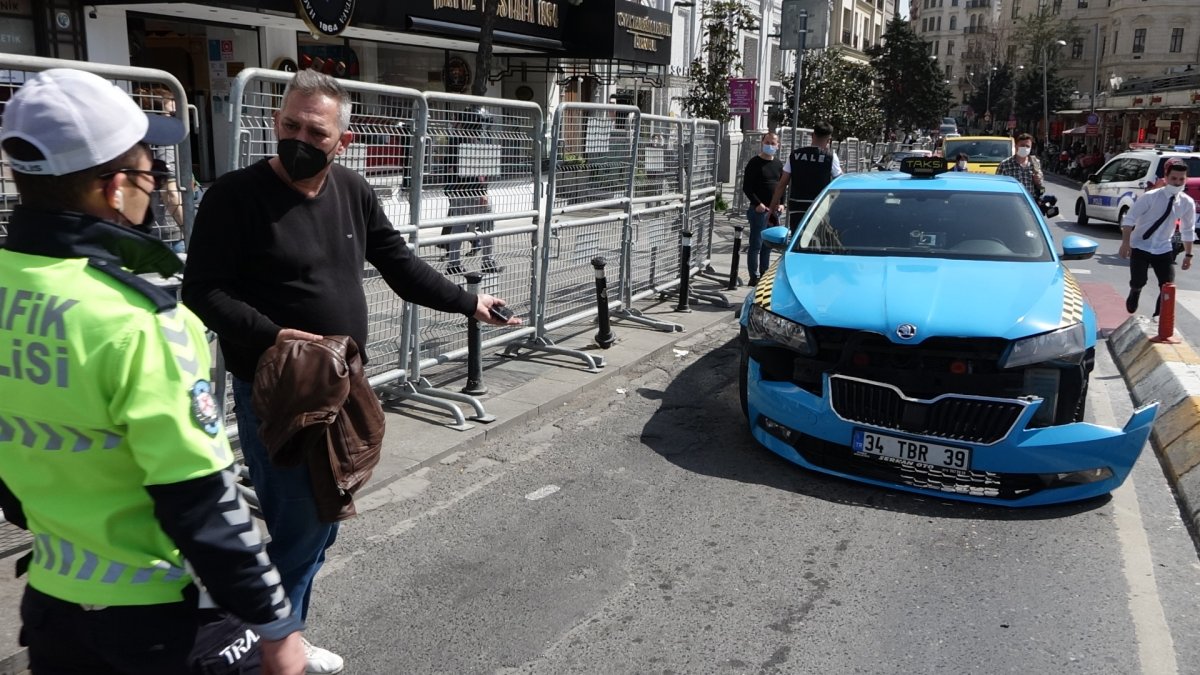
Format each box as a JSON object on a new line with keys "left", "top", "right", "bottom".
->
{"left": 852, "top": 429, "right": 972, "bottom": 471}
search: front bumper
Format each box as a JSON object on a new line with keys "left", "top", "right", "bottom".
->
{"left": 745, "top": 359, "right": 1158, "bottom": 506}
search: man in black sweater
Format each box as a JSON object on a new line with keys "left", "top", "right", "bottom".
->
{"left": 741, "top": 131, "right": 784, "bottom": 285}
{"left": 181, "top": 70, "right": 517, "bottom": 674}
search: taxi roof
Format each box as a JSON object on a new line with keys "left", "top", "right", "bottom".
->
{"left": 830, "top": 171, "right": 1026, "bottom": 194}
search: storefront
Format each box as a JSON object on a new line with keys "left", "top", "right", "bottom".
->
{"left": 84, "top": 0, "right": 671, "bottom": 181}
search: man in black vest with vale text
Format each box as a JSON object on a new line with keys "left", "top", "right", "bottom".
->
{"left": 768, "top": 121, "right": 842, "bottom": 230}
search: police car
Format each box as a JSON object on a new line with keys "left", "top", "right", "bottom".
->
{"left": 1075, "top": 148, "right": 1200, "bottom": 227}
{"left": 738, "top": 157, "right": 1157, "bottom": 506}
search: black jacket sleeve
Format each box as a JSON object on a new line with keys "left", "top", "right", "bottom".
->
{"left": 361, "top": 186, "right": 479, "bottom": 316}
{"left": 0, "top": 476, "right": 27, "bottom": 530}
{"left": 742, "top": 158, "right": 760, "bottom": 207}
{"left": 181, "top": 175, "right": 283, "bottom": 357}
{"left": 147, "top": 469, "right": 303, "bottom": 641}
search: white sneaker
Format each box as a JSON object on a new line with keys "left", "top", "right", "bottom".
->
{"left": 301, "top": 637, "right": 345, "bottom": 674}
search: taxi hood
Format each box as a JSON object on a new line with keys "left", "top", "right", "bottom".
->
{"left": 769, "top": 253, "right": 1078, "bottom": 343}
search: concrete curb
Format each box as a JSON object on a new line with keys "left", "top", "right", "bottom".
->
{"left": 1110, "top": 316, "right": 1200, "bottom": 535}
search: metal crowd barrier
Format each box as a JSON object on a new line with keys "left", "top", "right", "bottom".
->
{"left": 200, "top": 68, "right": 727, "bottom": 433}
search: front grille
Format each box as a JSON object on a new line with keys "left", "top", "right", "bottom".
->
{"left": 791, "top": 431, "right": 1046, "bottom": 500}
{"left": 829, "top": 375, "right": 1026, "bottom": 444}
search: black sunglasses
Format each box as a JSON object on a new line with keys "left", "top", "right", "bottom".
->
{"left": 100, "top": 159, "right": 174, "bottom": 191}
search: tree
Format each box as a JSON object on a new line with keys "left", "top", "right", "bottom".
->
{"left": 1015, "top": 64, "right": 1074, "bottom": 134}
{"left": 471, "top": 0, "right": 500, "bottom": 96}
{"left": 963, "top": 64, "right": 1017, "bottom": 132}
{"left": 777, "top": 49, "right": 884, "bottom": 140}
{"left": 867, "top": 17, "right": 951, "bottom": 134}
{"left": 681, "top": 0, "right": 758, "bottom": 121}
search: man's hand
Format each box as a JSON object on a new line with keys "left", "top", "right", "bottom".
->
{"left": 260, "top": 632, "right": 306, "bottom": 675}
{"left": 1184, "top": 256, "right": 1193, "bottom": 271}
{"left": 275, "top": 328, "right": 324, "bottom": 346}
{"left": 1118, "top": 242, "right": 1132, "bottom": 259}
{"left": 475, "top": 294, "right": 522, "bottom": 326}
{"left": 754, "top": 203, "right": 768, "bottom": 213}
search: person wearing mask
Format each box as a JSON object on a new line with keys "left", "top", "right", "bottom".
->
{"left": 996, "top": 133, "right": 1044, "bottom": 198}
{"left": 1119, "top": 160, "right": 1196, "bottom": 316}
{"left": 0, "top": 68, "right": 304, "bottom": 674}
{"left": 952, "top": 153, "right": 970, "bottom": 172}
{"left": 740, "top": 131, "right": 784, "bottom": 285}
{"left": 182, "top": 69, "right": 519, "bottom": 674}
{"left": 767, "top": 121, "right": 842, "bottom": 230}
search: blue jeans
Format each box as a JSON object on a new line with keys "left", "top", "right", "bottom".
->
{"left": 745, "top": 206, "right": 772, "bottom": 278}
{"left": 232, "top": 377, "right": 338, "bottom": 622}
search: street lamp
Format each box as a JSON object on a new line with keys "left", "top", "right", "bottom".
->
{"left": 1042, "top": 39, "right": 1068, "bottom": 152}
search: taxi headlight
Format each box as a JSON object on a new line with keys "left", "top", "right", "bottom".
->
{"left": 1000, "top": 323, "right": 1085, "bottom": 369}
{"left": 747, "top": 305, "right": 815, "bottom": 354}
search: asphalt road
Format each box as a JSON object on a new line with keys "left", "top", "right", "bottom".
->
{"left": 304, "top": 315, "right": 1200, "bottom": 674}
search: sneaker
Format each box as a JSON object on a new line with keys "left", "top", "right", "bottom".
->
{"left": 1125, "top": 289, "right": 1139, "bottom": 314}
{"left": 747, "top": 275, "right": 759, "bottom": 286}
{"left": 302, "top": 638, "right": 344, "bottom": 674}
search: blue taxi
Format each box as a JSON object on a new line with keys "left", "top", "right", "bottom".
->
{"left": 738, "top": 158, "right": 1158, "bottom": 506}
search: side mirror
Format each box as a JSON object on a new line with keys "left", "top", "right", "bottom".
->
{"left": 1061, "top": 234, "right": 1098, "bottom": 261}
{"left": 1086, "top": 174, "right": 1099, "bottom": 183}
{"left": 762, "top": 225, "right": 790, "bottom": 249}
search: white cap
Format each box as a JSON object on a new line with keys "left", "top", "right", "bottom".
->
{"left": 0, "top": 68, "right": 186, "bottom": 176}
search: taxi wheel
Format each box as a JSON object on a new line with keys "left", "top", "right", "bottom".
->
{"left": 1075, "top": 199, "right": 1089, "bottom": 227}
{"left": 738, "top": 329, "right": 749, "bottom": 420}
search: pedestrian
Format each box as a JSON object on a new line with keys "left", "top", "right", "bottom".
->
{"left": 442, "top": 107, "right": 502, "bottom": 276}
{"left": 1119, "top": 159, "right": 1196, "bottom": 316}
{"left": 767, "top": 121, "right": 842, "bottom": 230}
{"left": 741, "top": 131, "right": 784, "bottom": 285}
{"left": 996, "top": 132, "right": 1044, "bottom": 199}
{"left": 0, "top": 68, "right": 304, "bottom": 674}
{"left": 952, "top": 152, "right": 970, "bottom": 172}
{"left": 181, "top": 69, "right": 520, "bottom": 674}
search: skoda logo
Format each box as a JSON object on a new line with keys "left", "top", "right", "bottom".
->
{"left": 896, "top": 323, "right": 918, "bottom": 340}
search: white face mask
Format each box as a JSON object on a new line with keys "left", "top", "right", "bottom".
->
{"left": 762, "top": 144, "right": 778, "bottom": 156}
{"left": 1016, "top": 146, "right": 1032, "bottom": 158}
{"left": 1164, "top": 183, "right": 1185, "bottom": 196}
{"left": 956, "top": 161, "right": 967, "bottom": 171}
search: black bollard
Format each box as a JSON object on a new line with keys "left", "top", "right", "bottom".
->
{"left": 591, "top": 257, "right": 616, "bottom": 349}
{"left": 461, "top": 272, "right": 487, "bottom": 395}
{"left": 727, "top": 224, "right": 743, "bottom": 290}
{"left": 648, "top": 245, "right": 658, "bottom": 286}
{"left": 676, "top": 230, "right": 693, "bottom": 312}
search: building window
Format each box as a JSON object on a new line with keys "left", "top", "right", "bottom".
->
{"left": 1112, "top": 31, "right": 1117, "bottom": 54}
{"left": 948, "top": 39, "right": 955, "bottom": 54}
{"left": 934, "top": 40, "right": 939, "bottom": 55}
{"left": 1071, "top": 38, "right": 1083, "bottom": 58}
{"left": 952, "top": 0, "right": 958, "bottom": 6}
{"left": 945, "top": 64, "right": 953, "bottom": 78}
{"left": 1077, "top": 0, "right": 1087, "bottom": 6}
{"left": 1052, "top": 0, "right": 1061, "bottom": 13}
{"left": 1006, "top": 45, "right": 1017, "bottom": 63}
{"left": 936, "top": 16, "right": 941, "bottom": 30}
{"left": 1132, "top": 28, "right": 1145, "bottom": 54}
{"left": 949, "top": 15, "right": 957, "bottom": 29}
{"left": 1011, "top": 0, "right": 1020, "bottom": 20}
{"left": 1170, "top": 28, "right": 1184, "bottom": 53}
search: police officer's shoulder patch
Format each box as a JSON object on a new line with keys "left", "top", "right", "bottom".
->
{"left": 190, "top": 380, "right": 221, "bottom": 437}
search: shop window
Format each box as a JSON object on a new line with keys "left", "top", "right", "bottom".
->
{"left": 1170, "top": 28, "right": 1184, "bottom": 53}
{"left": 1132, "top": 28, "right": 1145, "bottom": 54}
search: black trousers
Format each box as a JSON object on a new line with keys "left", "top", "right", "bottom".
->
{"left": 1129, "top": 247, "right": 1176, "bottom": 315}
{"left": 20, "top": 585, "right": 199, "bottom": 674}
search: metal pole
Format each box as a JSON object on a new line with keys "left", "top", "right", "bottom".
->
{"left": 1089, "top": 24, "right": 1099, "bottom": 114}
{"left": 788, "top": 11, "right": 808, "bottom": 141}
{"left": 1042, "top": 45, "right": 1049, "bottom": 151}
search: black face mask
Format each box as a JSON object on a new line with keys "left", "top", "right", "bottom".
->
{"left": 278, "top": 138, "right": 334, "bottom": 181}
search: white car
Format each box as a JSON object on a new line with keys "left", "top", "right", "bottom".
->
{"left": 1075, "top": 149, "right": 1200, "bottom": 226}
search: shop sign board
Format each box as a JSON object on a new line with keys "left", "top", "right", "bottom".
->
{"left": 729, "top": 78, "right": 755, "bottom": 114}
{"left": 562, "top": 0, "right": 672, "bottom": 65}
{"left": 295, "top": 0, "right": 355, "bottom": 36}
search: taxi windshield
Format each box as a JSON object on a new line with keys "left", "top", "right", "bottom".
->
{"left": 791, "top": 188, "right": 1052, "bottom": 262}
{"left": 943, "top": 139, "right": 1012, "bottom": 163}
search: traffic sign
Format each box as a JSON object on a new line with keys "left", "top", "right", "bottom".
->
{"left": 1086, "top": 113, "right": 1100, "bottom": 125}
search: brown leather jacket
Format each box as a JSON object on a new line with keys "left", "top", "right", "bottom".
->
{"left": 252, "top": 336, "right": 384, "bottom": 522}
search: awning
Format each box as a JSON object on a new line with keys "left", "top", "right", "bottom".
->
{"left": 1064, "top": 125, "right": 1091, "bottom": 135}
{"left": 1054, "top": 109, "right": 1084, "bottom": 115}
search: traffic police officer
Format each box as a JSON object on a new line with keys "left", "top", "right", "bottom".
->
{"left": 0, "top": 69, "right": 305, "bottom": 674}
{"left": 768, "top": 121, "right": 843, "bottom": 230}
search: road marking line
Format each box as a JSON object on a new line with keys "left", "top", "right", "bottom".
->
{"left": 525, "top": 484, "right": 561, "bottom": 501}
{"left": 1093, "top": 367, "right": 1179, "bottom": 675}
{"left": 1067, "top": 267, "right": 1093, "bottom": 274}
